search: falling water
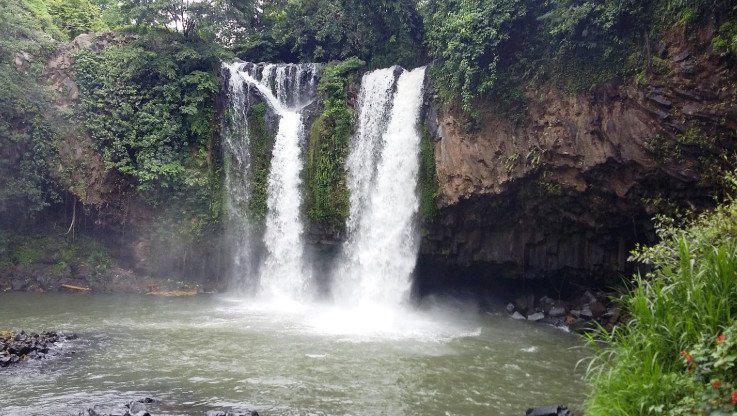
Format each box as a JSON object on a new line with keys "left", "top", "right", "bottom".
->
{"left": 222, "top": 62, "right": 319, "bottom": 299}
{"left": 222, "top": 62, "right": 257, "bottom": 289}
{"left": 335, "top": 66, "right": 427, "bottom": 306}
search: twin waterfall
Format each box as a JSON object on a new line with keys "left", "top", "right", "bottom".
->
{"left": 223, "top": 62, "right": 426, "bottom": 307}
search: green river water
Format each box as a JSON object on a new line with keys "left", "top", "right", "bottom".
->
{"left": 0, "top": 293, "right": 589, "bottom": 415}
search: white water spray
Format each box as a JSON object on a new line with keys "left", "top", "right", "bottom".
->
{"left": 336, "top": 66, "right": 427, "bottom": 307}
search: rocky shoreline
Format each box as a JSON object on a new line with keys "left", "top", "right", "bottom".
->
{"left": 79, "top": 398, "right": 260, "bottom": 416}
{"left": 503, "top": 289, "right": 621, "bottom": 334}
{"left": 0, "top": 330, "right": 78, "bottom": 367}
{"left": 0, "top": 268, "right": 214, "bottom": 297}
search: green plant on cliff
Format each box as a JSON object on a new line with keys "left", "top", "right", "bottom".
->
{"left": 0, "top": 0, "right": 64, "bottom": 221}
{"left": 47, "top": 0, "right": 107, "bottom": 39}
{"left": 74, "top": 31, "right": 222, "bottom": 195}
{"left": 585, "top": 175, "right": 737, "bottom": 415}
{"left": 246, "top": 102, "right": 273, "bottom": 221}
{"left": 422, "top": 0, "right": 528, "bottom": 114}
{"left": 418, "top": 128, "right": 439, "bottom": 221}
{"left": 304, "top": 57, "right": 364, "bottom": 232}
{"left": 73, "top": 30, "right": 226, "bottom": 244}
{"left": 713, "top": 19, "right": 737, "bottom": 58}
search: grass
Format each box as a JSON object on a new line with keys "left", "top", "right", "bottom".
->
{"left": 585, "top": 178, "right": 737, "bottom": 415}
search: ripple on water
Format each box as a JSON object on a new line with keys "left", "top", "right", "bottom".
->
{"left": 0, "top": 293, "right": 590, "bottom": 416}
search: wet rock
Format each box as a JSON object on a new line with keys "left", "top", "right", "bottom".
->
{"left": 0, "top": 330, "right": 76, "bottom": 368}
{"left": 548, "top": 306, "right": 566, "bottom": 317}
{"left": 525, "top": 405, "right": 574, "bottom": 416}
{"left": 527, "top": 312, "right": 545, "bottom": 322}
{"left": 579, "top": 305, "right": 593, "bottom": 319}
{"left": 206, "top": 411, "right": 259, "bottom": 416}
{"left": 127, "top": 401, "right": 148, "bottom": 414}
{"left": 511, "top": 311, "right": 526, "bottom": 321}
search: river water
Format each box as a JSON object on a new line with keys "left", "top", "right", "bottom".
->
{"left": 0, "top": 293, "right": 589, "bottom": 415}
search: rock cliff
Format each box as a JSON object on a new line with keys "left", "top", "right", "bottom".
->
{"left": 418, "top": 30, "right": 737, "bottom": 292}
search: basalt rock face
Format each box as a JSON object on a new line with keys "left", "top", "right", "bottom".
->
{"left": 417, "top": 31, "right": 737, "bottom": 292}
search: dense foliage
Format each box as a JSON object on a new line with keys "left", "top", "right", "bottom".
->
{"left": 255, "top": 0, "right": 425, "bottom": 69}
{"left": 586, "top": 182, "right": 737, "bottom": 415}
{"left": 423, "top": 0, "right": 737, "bottom": 115}
{"left": 0, "top": 0, "right": 63, "bottom": 223}
{"left": 304, "top": 57, "right": 364, "bottom": 232}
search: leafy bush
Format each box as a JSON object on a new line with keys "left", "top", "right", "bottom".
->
{"left": 74, "top": 32, "right": 221, "bottom": 195}
{"left": 585, "top": 182, "right": 737, "bottom": 415}
{"left": 713, "top": 20, "right": 737, "bottom": 58}
{"left": 260, "top": 0, "right": 425, "bottom": 69}
{"left": 423, "top": 0, "right": 527, "bottom": 113}
{"left": 670, "top": 323, "right": 737, "bottom": 414}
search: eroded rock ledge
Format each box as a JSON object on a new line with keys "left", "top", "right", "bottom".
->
{"left": 419, "top": 31, "right": 737, "bottom": 290}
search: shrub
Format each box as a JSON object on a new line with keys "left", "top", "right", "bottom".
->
{"left": 585, "top": 182, "right": 737, "bottom": 415}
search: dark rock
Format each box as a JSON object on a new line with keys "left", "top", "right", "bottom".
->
{"left": 581, "top": 291, "right": 597, "bottom": 304}
{"left": 589, "top": 301, "right": 607, "bottom": 317}
{"left": 548, "top": 306, "right": 566, "bottom": 317}
{"left": 579, "top": 305, "right": 593, "bottom": 319}
{"left": 539, "top": 296, "right": 554, "bottom": 305}
{"left": 10, "top": 278, "right": 27, "bottom": 291}
{"left": 674, "top": 50, "right": 691, "bottom": 62}
{"left": 647, "top": 93, "right": 672, "bottom": 107}
{"left": 525, "top": 405, "right": 574, "bottom": 416}
{"left": 505, "top": 303, "right": 515, "bottom": 313}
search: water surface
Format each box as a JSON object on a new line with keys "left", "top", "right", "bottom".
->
{"left": 0, "top": 293, "right": 589, "bottom": 415}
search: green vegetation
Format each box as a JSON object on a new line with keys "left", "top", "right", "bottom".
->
{"left": 418, "top": 129, "right": 439, "bottom": 221}
{"left": 246, "top": 102, "right": 273, "bottom": 221}
{"left": 239, "top": 0, "right": 425, "bottom": 69}
{"left": 305, "top": 57, "right": 364, "bottom": 232}
{"left": 422, "top": 0, "right": 737, "bottom": 117}
{"left": 713, "top": 20, "right": 737, "bottom": 57}
{"left": 0, "top": 0, "right": 63, "bottom": 222}
{"left": 48, "top": 0, "right": 107, "bottom": 39}
{"left": 585, "top": 180, "right": 737, "bottom": 415}
{"left": 0, "top": 228, "right": 112, "bottom": 274}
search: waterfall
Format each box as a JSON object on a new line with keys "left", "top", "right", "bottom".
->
{"left": 223, "top": 62, "right": 426, "bottom": 307}
{"left": 335, "top": 66, "right": 427, "bottom": 306}
{"left": 222, "top": 62, "right": 319, "bottom": 299}
{"left": 222, "top": 62, "right": 257, "bottom": 290}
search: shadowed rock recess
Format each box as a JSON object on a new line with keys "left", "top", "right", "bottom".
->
{"left": 417, "top": 33, "right": 737, "bottom": 294}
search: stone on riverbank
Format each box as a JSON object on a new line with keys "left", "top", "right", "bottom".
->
{"left": 0, "top": 330, "right": 77, "bottom": 368}
{"left": 525, "top": 405, "right": 575, "bottom": 416}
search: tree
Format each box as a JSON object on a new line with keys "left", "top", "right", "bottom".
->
{"left": 119, "top": 0, "right": 258, "bottom": 43}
